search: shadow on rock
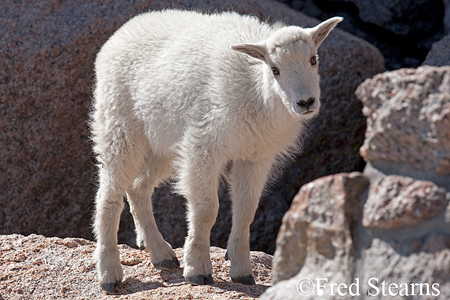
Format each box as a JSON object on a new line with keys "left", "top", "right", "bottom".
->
{"left": 118, "top": 277, "right": 166, "bottom": 295}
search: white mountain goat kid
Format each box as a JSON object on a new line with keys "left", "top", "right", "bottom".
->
{"left": 90, "top": 9, "right": 342, "bottom": 293}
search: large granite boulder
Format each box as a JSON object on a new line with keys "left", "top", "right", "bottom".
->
{"left": 263, "top": 66, "right": 450, "bottom": 299}
{"left": 355, "top": 66, "right": 450, "bottom": 298}
{"left": 0, "top": 0, "right": 384, "bottom": 253}
{"left": 263, "top": 173, "right": 450, "bottom": 299}
{"left": 263, "top": 179, "right": 449, "bottom": 300}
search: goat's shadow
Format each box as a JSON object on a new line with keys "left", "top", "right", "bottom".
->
{"left": 214, "top": 279, "right": 271, "bottom": 298}
{"left": 158, "top": 268, "right": 186, "bottom": 284}
{"left": 117, "top": 277, "right": 165, "bottom": 295}
{"left": 118, "top": 266, "right": 270, "bottom": 297}
{"left": 117, "top": 267, "right": 185, "bottom": 295}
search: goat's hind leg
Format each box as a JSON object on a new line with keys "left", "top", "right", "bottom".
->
{"left": 93, "top": 172, "right": 127, "bottom": 294}
{"left": 126, "top": 155, "right": 179, "bottom": 270}
{"left": 93, "top": 138, "right": 146, "bottom": 293}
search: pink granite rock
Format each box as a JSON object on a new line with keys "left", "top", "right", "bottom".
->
{"left": 0, "top": 234, "right": 272, "bottom": 299}
{"left": 264, "top": 171, "right": 450, "bottom": 300}
{"left": 363, "top": 175, "right": 449, "bottom": 228}
{"left": 356, "top": 66, "right": 450, "bottom": 178}
{"left": 272, "top": 172, "right": 369, "bottom": 283}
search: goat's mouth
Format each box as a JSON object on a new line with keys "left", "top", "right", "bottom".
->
{"left": 288, "top": 98, "right": 320, "bottom": 118}
{"left": 302, "top": 110, "right": 315, "bottom": 115}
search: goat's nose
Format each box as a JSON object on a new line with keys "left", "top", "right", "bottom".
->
{"left": 296, "top": 97, "right": 315, "bottom": 108}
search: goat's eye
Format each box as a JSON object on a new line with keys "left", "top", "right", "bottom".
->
{"left": 310, "top": 55, "right": 318, "bottom": 66}
{"left": 271, "top": 67, "right": 280, "bottom": 76}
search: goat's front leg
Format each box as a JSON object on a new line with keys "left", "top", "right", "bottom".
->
{"left": 177, "top": 151, "right": 224, "bottom": 285}
{"left": 227, "top": 158, "right": 273, "bottom": 285}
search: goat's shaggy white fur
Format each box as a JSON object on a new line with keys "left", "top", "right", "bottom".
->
{"left": 90, "top": 9, "right": 342, "bottom": 293}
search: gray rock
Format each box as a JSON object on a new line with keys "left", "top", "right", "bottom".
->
{"left": 358, "top": 235, "right": 450, "bottom": 298}
{"left": 335, "top": 0, "right": 444, "bottom": 37}
{"left": 445, "top": 0, "right": 450, "bottom": 33}
{"left": 286, "top": 0, "right": 445, "bottom": 38}
{"left": 278, "top": 0, "right": 447, "bottom": 69}
{"left": 261, "top": 272, "right": 306, "bottom": 300}
{"left": 422, "top": 35, "right": 450, "bottom": 67}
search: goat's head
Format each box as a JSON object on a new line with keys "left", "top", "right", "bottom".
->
{"left": 232, "top": 17, "right": 343, "bottom": 119}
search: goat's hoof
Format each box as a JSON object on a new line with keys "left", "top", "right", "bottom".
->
{"left": 185, "top": 274, "right": 214, "bottom": 285}
{"left": 224, "top": 251, "right": 229, "bottom": 260}
{"left": 153, "top": 256, "right": 180, "bottom": 270}
{"left": 138, "top": 245, "right": 146, "bottom": 251}
{"left": 231, "top": 275, "right": 255, "bottom": 285}
{"left": 100, "top": 280, "right": 123, "bottom": 294}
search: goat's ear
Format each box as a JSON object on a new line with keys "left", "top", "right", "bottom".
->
{"left": 231, "top": 42, "right": 268, "bottom": 62}
{"left": 310, "top": 16, "right": 343, "bottom": 48}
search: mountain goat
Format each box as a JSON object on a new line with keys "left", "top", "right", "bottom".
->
{"left": 91, "top": 9, "right": 342, "bottom": 293}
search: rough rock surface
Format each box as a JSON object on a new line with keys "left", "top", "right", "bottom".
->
{"left": 422, "top": 35, "right": 450, "bottom": 67}
{"left": 446, "top": 0, "right": 450, "bottom": 33}
{"left": 336, "top": 0, "right": 444, "bottom": 37}
{"left": 271, "top": 172, "right": 369, "bottom": 284}
{"left": 263, "top": 173, "right": 369, "bottom": 299}
{"left": 363, "top": 175, "right": 449, "bottom": 229}
{"left": 358, "top": 235, "right": 450, "bottom": 298}
{"left": 0, "top": 234, "right": 272, "bottom": 299}
{"left": 349, "top": 65, "right": 450, "bottom": 299}
{"left": 1, "top": 0, "right": 384, "bottom": 253}
{"left": 262, "top": 171, "right": 450, "bottom": 299}
{"left": 356, "top": 66, "right": 450, "bottom": 179}
{"left": 279, "top": 0, "right": 446, "bottom": 69}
